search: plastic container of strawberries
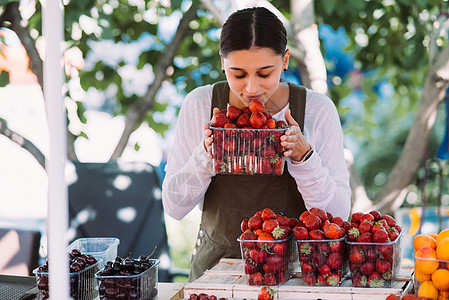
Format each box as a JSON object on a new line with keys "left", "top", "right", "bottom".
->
{"left": 345, "top": 229, "right": 403, "bottom": 288}
{"left": 237, "top": 235, "right": 297, "bottom": 285}
{"left": 413, "top": 253, "right": 449, "bottom": 297}
{"left": 210, "top": 126, "right": 287, "bottom": 175}
{"left": 296, "top": 236, "right": 348, "bottom": 286}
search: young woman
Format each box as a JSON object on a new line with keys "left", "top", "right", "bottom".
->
{"left": 162, "top": 7, "right": 351, "bottom": 281}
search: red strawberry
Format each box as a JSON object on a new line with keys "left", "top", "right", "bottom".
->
{"left": 349, "top": 262, "right": 362, "bottom": 273}
{"left": 293, "top": 225, "right": 308, "bottom": 240}
{"left": 311, "top": 251, "right": 327, "bottom": 267}
{"left": 329, "top": 240, "right": 343, "bottom": 252}
{"left": 323, "top": 222, "right": 342, "bottom": 239}
{"left": 376, "top": 259, "right": 391, "bottom": 274}
{"left": 347, "top": 227, "right": 360, "bottom": 242}
{"left": 352, "top": 272, "right": 368, "bottom": 287}
{"left": 213, "top": 113, "right": 231, "bottom": 127}
{"left": 373, "top": 228, "right": 389, "bottom": 243}
{"left": 271, "top": 226, "right": 288, "bottom": 240}
{"left": 250, "top": 111, "right": 267, "bottom": 129}
{"left": 369, "top": 210, "right": 382, "bottom": 221}
{"left": 303, "top": 273, "right": 317, "bottom": 286}
{"left": 242, "top": 107, "right": 251, "bottom": 114}
{"left": 382, "top": 215, "right": 396, "bottom": 227}
{"left": 309, "top": 229, "right": 325, "bottom": 240}
{"left": 273, "top": 241, "right": 287, "bottom": 255}
{"left": 299, "top": 211, "right": 311, "bottom": 224}
{"left": 318, "top": 264, "right": 331, "bottom": 276}
{"left": 240, "top": 127, "right": 255, "bottom": 140}
{"left": 230, "top": 159, "right": 244, "bottom": 173}
{"left": 317, "top": 274, "right": 326, "bottom": 286}
{"left": 360, "top": 213, "right": 375, "bottom": 223}
{"left": 326, "top": 273, "right": 340, "bottom": 286}
{"left": 350, "top": 212, "right": 364, "bottom": 224}
{"left": 248, "top": 272, "right": 263, "bottom": 285}
{"left": 260, "top": 157, "right": 273, "bottom": 174}
{"left": 223, "top": 139, "right": 236, "bottom": 152}
{"left": 301, "top": 262, "right": 315, "bottom": 273}
{"left": 331, "top": 217, "right": 344, "bottom": 228}
{"left": 388, "top": 227, "right": 399, "bottom": 241}
{"left": 248, "top": 216, "right": 263, "bottom": 230}
{"left": 275, "top": 271, "right": 287, "bottom": 283}
{"left": 275, "top": 120, "right": 288, "bottom": 129}
{"left": 317, "top": 242, "right": 331, "bottom": 255}
{"left": 261, "top": 208, "right": 276, "bottom": 221}
{"left": 299, "top": 242, "right": 313, "bottom": 256}
{"left": 266, "top": 119, "right": 276, "bottom": 129}
{"left": 240, "top": 229, "right": 258, "bottom": 248}
{"left": 267, "top": 254, "right": 283, "bottom": 271}
{"left": 368, "top": 272, "right": 385, "bottom": 288}
{"left": 275, "top": 215, "right": 290, "bottom": 227}
{"left": 262, "top": 219, "right": 279, "bottom": 233}
{"left": 236, "top": 112, "right": 251, "bottom": 127}
{"left": 385, "top": 294, "right": 400, "bottom": 300}
{"left": 376, "top": 244, "right": 394, "bottom": 260}
{"left": 245, "top": 153, "right": 256, "bottom": 174}
{"left": 326, "top": 212, "right": 334, "bottom": 220}
{"left": 241, "top": 219, "right": 249, "bottom": 232}
{"left": 394, "top": 225, "right": 402, "bottom": 233}
{"left": 257, "top": 232, "right": 275, "bottom": 248}
{"left": 361, "top": 261, "right": 375, "bottom": 275}
{"left": 227, "top": 105, "right": 242, "bottom": 121}
{"left": 249, "top": 99, "right": 264, "bottom": 113}
{"left": 366, "top": 247, "right": 378, "bottom": 261}
{"left": 304, "top": 214, "right": 322, "bottom": 231}
{"left": 244, "top": 257, "right": 259, "bottom": 274}
{"left": 376, "top": 219, "right": 389, "bottom": 231}
{"left": 327, "top": 252, "right": 343, "bottom": 269}
{"left": 250, "top": 248, "right": 267, "bottom": 264}
{"left": 349, "top": 246, "right": 365, "bottom": 263}
{"left": 261, "top": 145, "right": 276, "bottom": 158}
{"left": 309, "top": 208, "right": 328, "bottom": 222}
{"left": 358, "top": 221, "right": 373, "bottom": 234}
{"left": 263, "top": 272, "right": 276, "bottom": 286}
{"left": 356, "top": 232, "right": 373, "bottom": 243}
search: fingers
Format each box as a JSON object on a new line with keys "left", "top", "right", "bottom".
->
{"left": 203, "top": 123, "right": 213, "bottom": 159}
{"left": 285, "top": 109, "right": 299, "bottom": 127}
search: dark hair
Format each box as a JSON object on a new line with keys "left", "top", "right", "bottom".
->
{"left": 220, "top": 7, "right": 287, "bottom": 57}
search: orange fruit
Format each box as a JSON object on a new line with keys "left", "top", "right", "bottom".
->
{"left": 436, "top": 238, "right": 449, "bottom": 261}
{"left": 436, "top": 229, "right": 449, "bottom": 247}
{"left": 415, "top": 265, "right": 431, "bottom": 282}
{"left": 432, "top": 269, "right": 449, "bottom": 291}
{"left": 414, "top": 234, "right": 437, "bottom": 251}
{"left": 418, "top": 280, "right": 439, "bottom": 300}
{"left": 430, "top": 233, "right": 439, "bottom": 240}
{"left": 416, "top": 247, "right": 439, "bottom": 274}
{"left": 440, "top": 290, "right": 449, "bottom": 298}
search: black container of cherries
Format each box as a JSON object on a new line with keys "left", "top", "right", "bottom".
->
{"left": 95, "top": 255, "right": 159, "bottom": 300}
{"left": 34, "top": 249, "right": 99, "bottom": 300}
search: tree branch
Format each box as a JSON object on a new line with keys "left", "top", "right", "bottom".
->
{"left": 1, "top": 1, "right": 43, "bottom": 90}
{"left": 110, "top": 3, "right": 198, "bottom": 159}
{"left": 0, "top": 118, "right": 45, "bottom": 168}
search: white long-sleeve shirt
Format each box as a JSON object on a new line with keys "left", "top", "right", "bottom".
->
{"left": 162, "top": 84, "right": 351, "bottom": 221}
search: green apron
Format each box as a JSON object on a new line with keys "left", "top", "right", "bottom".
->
{"left": 188, "top": 81, "right": 308, "bottom": 281}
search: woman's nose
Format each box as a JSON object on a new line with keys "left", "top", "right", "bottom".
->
{"left": 245, "top": 76, "right": 258, "bottom": 93}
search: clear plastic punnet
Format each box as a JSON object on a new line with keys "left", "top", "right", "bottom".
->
{"left": 210, "top": 126, "right": 287, "bottom": 175}
{"left": 345, "top": 229, "right": 403, "bottom": 288}
{"left": 34, "top": 261, "right": 99, "bottom": 300}
{"left": 237, "top": 234, "right": 297, "bottom": 285}
{"left": 296, "top": 236, "right": 348, "bottom": 286}
{"left": 95, "top": 259, "right": 160, "bottom": 300}
{"left": 67, "top": 237, "right": 120, "bottom": 269}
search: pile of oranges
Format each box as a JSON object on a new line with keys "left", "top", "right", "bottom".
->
{"left": 413, "top": 229, "right": 449, "bottom": 300}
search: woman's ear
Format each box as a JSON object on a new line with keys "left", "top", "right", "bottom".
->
{"left": 220, "top": 55, "right": 224, "bottom": 72}
{"left": 283, "top": 49, "right": 290, "bottom": 70}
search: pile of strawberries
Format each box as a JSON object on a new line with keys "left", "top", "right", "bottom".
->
{"left": 210, "top": 100, "right": 288, "bottom": 175}
{"left": 188, "top": 293, "right": 226, "bottom": 300}
{"left": 239, "top": 208, "right": 299, "bottom": 286}
{"left": 347, "top": 210, "right": 403, "bottom": 288}
{"left": 293, "top": 208, "right": 350, "bottom": 286}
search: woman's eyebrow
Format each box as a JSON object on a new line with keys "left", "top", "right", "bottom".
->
{"left": 229, "top": 65, "right": 275, "bottom": 71}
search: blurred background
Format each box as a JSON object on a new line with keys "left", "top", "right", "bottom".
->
{"left": 1, "top": 0, "right": 449, "bottom": 282}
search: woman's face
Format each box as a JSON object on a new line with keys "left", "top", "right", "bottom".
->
{"left": 221, "top": 47, "right": 289, "bottom": 107}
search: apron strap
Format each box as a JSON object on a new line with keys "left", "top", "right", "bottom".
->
{"left": 287, "top": 82, "right": 307, "bottom": 133}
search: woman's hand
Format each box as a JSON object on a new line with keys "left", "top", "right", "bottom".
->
{"left": 281, "top": 109, "right": 311, "bottom": 162}
{"left": 203, "top": 107, "right": 220, "bottom": 159}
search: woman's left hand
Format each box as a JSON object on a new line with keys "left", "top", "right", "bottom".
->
{"left": 281, "top": 109, "right": 312, "bottom": 162}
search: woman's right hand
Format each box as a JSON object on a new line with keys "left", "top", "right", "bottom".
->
{"left": 203, "top": 107, "right": 221, "bottom": 159}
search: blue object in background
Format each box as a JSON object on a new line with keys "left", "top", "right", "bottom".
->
{"left": 437, "top": 97, "right": 449, "bottom": 160}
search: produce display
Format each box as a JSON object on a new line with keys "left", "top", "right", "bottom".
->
{"left": 210, "top": 100, "right": 288, "bottom": 175}
{"left": 294, "top": 207, "right": 350, "bottom": 286}
{"left": 413, "top": 229, "right": 449, "bottom": 300}
{"left": 95, "top": 256, "right": 159, "bottom": 300}
{"left": 238, "top": 208, "right": 299, "bottom": 285}
{"left": 346, "top": 210, "right": 403, "bottom": 288}
{"left": 188, "top": 293, "right": 227, "bottom": 300}
{"left": 34, "top": 249, "right": 99, "bottom": 300}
